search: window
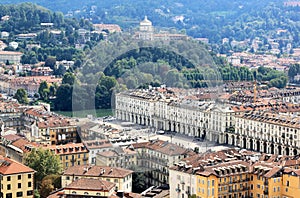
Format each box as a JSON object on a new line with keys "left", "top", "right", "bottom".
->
{"left": 208, "top": 180, "right": 210, "bottom": 187}
{"left": 66, "top": 162, "right": 68, "bottom": 167}
{"left": 28, "top": 182, "right": 32, "bottom": 187}
{"left": 66, "top": 176, "right": 70, "bottom": 180}
{"left": 114, "top": 179, "right": 118, "bottom": 183}
{"left": 72, "top": 191, "right": 76, "bottom": 194}
{"left": 28, "top": 174, "right": 31, "bottom": 179}
{"left": 7, "top": 184, "right": 11, "bottom": 190}
{"left": 84, "top": 192, "right": 89, "bottom": 195}
{"left": 212, "top": 180, "right": 215, "bottom": 186}
{"left": 5, "top": 193, "right": 12, "bottom": 198}
{"left": 287, "top": 181, "right": 290, "bottom": 187}
{"left": 77, "top": 161, "right": 80, "bottom": 165}
{"left": 16, "top": 192, "right": 23, "bottom": 197}
{"left": 7, "top": 176, "right": 11, "bottom": 181}
{"left": 18, "top": 183, "right": 21, "bottom": 188}
{"left": 27, "top": 191, "right": 33, "bottom": 196}
{"left": 18, "top": 175, "right": 21, "bottom": 180}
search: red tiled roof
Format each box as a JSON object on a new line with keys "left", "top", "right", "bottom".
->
{"left": 133, "top": 140, "right": 187, "bottom": 156}
{"left": 0, "top": 155, "right": 35, "bottom": 175}
{"left": 63, "top": 165, "right": 133, "bottom": 178}
{"left": 12, "top": 138, "right": 39, "bottom": 153}
{"left": 64, "top": 178, "right": 115, "bottom": 191}
{"left": 2, "top": 134, "right": 22, "bottom": 142}
{"left": 264, "top": 166, "right": 281, "bottom": 178}
{"left": 45, "top": 143, "right": 88, "bottom": 155}
{"left": 0, "top": 51, "right": 22, "bottom": 55}
{"left": 84, "top": 140, "right": 113, "bottom": 149}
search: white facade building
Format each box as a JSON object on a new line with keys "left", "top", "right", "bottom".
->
{"left": 115, "top": 89, "right": 234, "bottom": 142}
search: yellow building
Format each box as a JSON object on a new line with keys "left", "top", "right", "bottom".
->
{"left": 170, "top": 149, "right": 300, "bottom": 198}
{"left": 249, "top": 164, "right": 282, "bottom": 198}
{"left": 45, "top": 143, "right": 89, "bottom": 170}
{"left": 196, "top": 161, "right": 250, "bottom": 198}
{"left": 0, "top": 155, "right": 35, "bottom": 198}
{"left": 282, "top": 168, "right": 300, "bottom": 198}
{"left": 31, "top": 118, "right": 79, "bottom": 145}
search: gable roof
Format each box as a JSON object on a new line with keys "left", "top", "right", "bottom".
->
{"left": 0, "top": 155, "right": 35, "bottom": 175}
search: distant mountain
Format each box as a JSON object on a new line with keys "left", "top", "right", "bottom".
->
{"left": 0, "top": 0, "right": 88, "bottom": 12}
{"left": 1, "top": 0, "right": 299, "bottom": 47}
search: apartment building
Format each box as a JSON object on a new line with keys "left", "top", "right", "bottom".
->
{"left": 115, "top": 89, "right": 234, "bottom": 142}
{"left": 0, "top": 100, "right": 22, "bottom": 131}
{"left": 62, "top": 165, "right": 133, "bottom": 192}
{"left": 0, "top": 51, "right": 22, "bottom": 64}
{"left": 282, "top": 168, "right": 300, "bottom": 197}
{"left": 169, "top": 149, "right": 300, "bottom": 198}
{"left": 83, "top": 139, "right": 113, "bottom": 165}
{"left": 132, "top": 139, "right": 188, "bottom": 187}
{"left": 116, "top": 88, "right": 300, "bottom": 155}
{"left": 0, "top": 155, "right": 35, "bottom": 198}
{"left": 46, "top": 143, "right": 89, "bottom": 169}
{"left": 0, "top": 134, "right": 38, "bottom": 163}
{"left": 22, "top": 107, "right": 80, "bottom": 145}
{"left": 59, "top": 178, "right": 116, "bottom": 198}
{"left": 224, "top": 111, "right": 300, "bottom": 155}
{"left": 30, "top": 118, "right": 79, "bottom": 145}
{"left": 96, "top": 146, "right": 137, "bottom": 169}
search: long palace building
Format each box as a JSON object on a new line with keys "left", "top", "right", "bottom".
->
{"left": 115, "top": 87, "right": 300, "bottom": 155}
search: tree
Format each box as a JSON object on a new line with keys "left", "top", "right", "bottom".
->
{"left": 23, "top": 148, "right": 62, "bottom": 187}
{"left": 13, "top": 88, "right": 29, "bottom": 104}
{"left": 74, "top": 59, "right": 82, "bottom": 68}
{"left": 45, "top": 57, "right": 57, "bottom": 70}
{"left": 39, "top": 175, "right": 61, "bottom": 198}
{"left": 38, "top": 81, "right": 50, "bottom": 101}
{"left": 49, "top": 83, "right": 58, "bottom": 98}
{"left": 39, "top": 179, "right": 54, "bottom": 198}
{"left": 62, "top": 72, "right": 76, "bottom": 85}
{"left": 55, "top": 84, "right": 73, "bottom": 111}
{"left": 132, "top": 172, "right": 147, "bottom": 193}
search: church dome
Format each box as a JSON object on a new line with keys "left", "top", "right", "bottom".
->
{"left": 140, "top": 16, "right": 152, "bottom": 26}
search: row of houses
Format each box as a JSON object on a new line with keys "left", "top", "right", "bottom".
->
{"left": 115, "top": 87, "right": 300, "bottom": 156}
{"left": 169, "top": 148, "right": 300, "bottom": 198}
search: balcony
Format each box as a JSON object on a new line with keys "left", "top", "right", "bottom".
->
{"left": 83, "top": 157, "right": 88, "bottom": 161}
{"left": 264, "top": 180, "right": 268, "bottom": 185}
